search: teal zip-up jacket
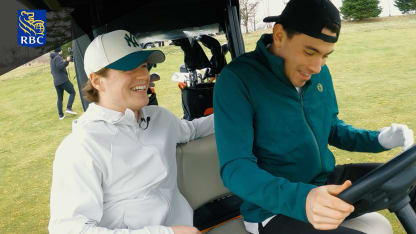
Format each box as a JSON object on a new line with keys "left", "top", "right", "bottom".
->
{"left": 213, "top": 34, "right": 386, "bottom": 223}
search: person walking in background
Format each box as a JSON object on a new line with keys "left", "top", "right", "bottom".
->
{"left": 50, "top": 47, "right": 77, "bottom": 120}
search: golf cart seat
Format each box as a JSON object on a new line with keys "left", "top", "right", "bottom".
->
{"left": 176, "top": 134, "right": 248, "bottom": 234}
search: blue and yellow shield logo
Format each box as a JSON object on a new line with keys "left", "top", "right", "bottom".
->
{"left": 17, "top": 10, "right": 46, "bottom": 47}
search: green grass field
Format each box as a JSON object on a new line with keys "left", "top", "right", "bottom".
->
{"left": 1, "top": 15, "right": 416, "bottom": 233}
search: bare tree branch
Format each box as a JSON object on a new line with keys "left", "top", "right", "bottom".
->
{"left": 240, "top": 0, "right": 259, "bottom": 33}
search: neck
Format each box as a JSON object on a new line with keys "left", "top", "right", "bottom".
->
{"left": 134, "top": 110, "right": 140, "bottom": 122}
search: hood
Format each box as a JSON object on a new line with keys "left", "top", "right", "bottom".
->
{"left": 50, "top": 52, "right": 58, "bottom": 59}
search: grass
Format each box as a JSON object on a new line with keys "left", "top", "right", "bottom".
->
{"left": 1, "top": 14, "right": 416, "bottom": 233}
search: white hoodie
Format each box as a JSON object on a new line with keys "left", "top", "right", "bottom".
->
{"left": 49, "top": 103, "right": 214, "bottom": 234}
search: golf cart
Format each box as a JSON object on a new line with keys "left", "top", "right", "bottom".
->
{"left": 16, "top": 0, "right": 416, "bottom": 233}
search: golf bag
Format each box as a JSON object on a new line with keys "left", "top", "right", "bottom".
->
{"left": 173, "top": 35, "right": 227, "bottom": 120}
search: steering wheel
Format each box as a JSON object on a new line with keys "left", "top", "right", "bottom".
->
{"left": 337, "top": 145, "right": 416, "bottom": 233}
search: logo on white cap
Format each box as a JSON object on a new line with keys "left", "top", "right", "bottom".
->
{"left": 124, "top": 33, "right": 140, "bottom": 48}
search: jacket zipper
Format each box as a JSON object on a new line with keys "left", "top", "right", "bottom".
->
{"left": 299, "top": 91, "right": 323, "bottom": 171}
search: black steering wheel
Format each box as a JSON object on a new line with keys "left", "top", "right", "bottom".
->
{"left": 337, "top": 145, "right": 416, "bottom": 233}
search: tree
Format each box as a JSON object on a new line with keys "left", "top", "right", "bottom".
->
{"left": 340, "top": 0, "right": 382, "bottom": 21}
{"left": 394, "top": 0, "right": 416, "bottom": 14}
{"left": 251, "top": 7, "right": 257, "bottom": 31}
{"left": 240, "top": 0, "right": 259, "bottom": 33}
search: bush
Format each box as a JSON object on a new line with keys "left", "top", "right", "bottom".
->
{"left": 394, "top": 0, "right": 416, "bottom": 14}
{"left": 341, "top": 0, "right": 382, "bottom": 20}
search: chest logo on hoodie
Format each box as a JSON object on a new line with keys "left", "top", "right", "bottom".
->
{"left": 317, "top": 83, "right": 324, "bottom": 93}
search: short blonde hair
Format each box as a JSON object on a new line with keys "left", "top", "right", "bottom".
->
{"left": 82, "top": 67, "right": 109, "bottom": 103}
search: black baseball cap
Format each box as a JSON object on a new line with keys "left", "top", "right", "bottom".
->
{"left": 263, "top": 0, "right": 341, "bottom": 43}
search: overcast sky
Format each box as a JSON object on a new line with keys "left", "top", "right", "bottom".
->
{"left": 256, "top": 0, "right": 403, "bottom": 28}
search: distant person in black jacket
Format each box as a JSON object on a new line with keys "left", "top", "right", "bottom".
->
{"left": 50, "top": 47, "right": 77, "bottom": 120}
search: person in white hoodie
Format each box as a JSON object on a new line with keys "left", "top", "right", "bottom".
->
{"left": 48, "top": 30, "right": 214, "bottom": 234}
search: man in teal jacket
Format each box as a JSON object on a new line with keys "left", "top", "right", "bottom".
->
{"left": 213, "top": 0, "right": 414, "bottom": 233}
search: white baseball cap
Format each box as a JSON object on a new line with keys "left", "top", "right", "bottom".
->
{"left": 83, "top": 30, "right": 165, "bottom": 77}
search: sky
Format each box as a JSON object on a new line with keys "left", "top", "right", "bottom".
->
{"left": 254, "top": 0, "right": 403, "bottom": 29}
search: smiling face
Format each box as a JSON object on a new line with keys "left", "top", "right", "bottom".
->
{"left": 270, "top": 24, "right": 336, "bottom": 87}
{"left": 93, "top": 63, "right": 150, "bottom": 116}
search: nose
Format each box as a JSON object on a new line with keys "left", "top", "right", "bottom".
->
{"left": 307, "top": 58, "right": 323, "bottom": 74}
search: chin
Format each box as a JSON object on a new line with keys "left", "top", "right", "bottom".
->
{"left": 127, "top": 100, "right": 148, "bottom": 111}
{"left": 138, "top": 99, "right": 149, "bottom": 109}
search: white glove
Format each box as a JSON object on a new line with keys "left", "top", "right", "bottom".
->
{"left": 378, "top": 123, "right": 414, "bottom": 151}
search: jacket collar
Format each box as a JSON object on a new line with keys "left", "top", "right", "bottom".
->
{"left": 77, "top": 103, "right": 140, "bottom": 127}
{"left": 255, "top": 34, "right": 312, "bottom": 90}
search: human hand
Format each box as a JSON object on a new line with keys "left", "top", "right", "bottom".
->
{"left": 66, "top": 56, "right": 71, "bottom": 62}
{"left": 305, "top": 180, "right": 354, "bottom": 230}
{"left": 378, "top": 123, "right": 414, "bottom": 151}
{"left": 171, "top": 226, "right": 202, "bottom": 234}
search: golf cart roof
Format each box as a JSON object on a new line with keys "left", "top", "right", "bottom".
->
{"left": 19, "top": 0, "right": 238, "bottom": 34}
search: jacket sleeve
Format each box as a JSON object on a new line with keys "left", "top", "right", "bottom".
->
{"left": 213, "top": 68, "right": 316, "bottom": 223}
{"left": 173, "top": 113, "right": 214, "bottom": 143}
{"left": 49, "top": 135, "right": 174, "bottom": 234}
{"left": 324, "top": 66, "right": 386, "bottom": 153}
{"left": 54, "top": 55, "right": 69, "bottom": 70}
{"left": 328, "top": 117, "right": 386, "bottom": 152}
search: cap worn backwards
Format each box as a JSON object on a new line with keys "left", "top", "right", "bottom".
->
{"left": 83, "top": 30, "right": 166, "bottom": 77}
{"left": 263, "top": 0, "right": 341, "bottom": 43}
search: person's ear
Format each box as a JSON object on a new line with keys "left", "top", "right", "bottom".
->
{"left": 272, "top": 24, "right": 286, "bottom": 48}
{"left": 90, "top": 74, "right": 104, "bottom": 91}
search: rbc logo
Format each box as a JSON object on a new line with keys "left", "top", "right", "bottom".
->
{"left": 17, "top": 10, "right": 46, "bottom": 47}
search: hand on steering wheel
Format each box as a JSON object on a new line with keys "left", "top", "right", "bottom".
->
{"left": 305, "top": 180, "right": 355, "bottom": 230}
{"left": 336, "top": 145, "right": 416, "bottom": 233}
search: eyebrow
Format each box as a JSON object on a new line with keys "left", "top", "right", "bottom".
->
{"left": 305, "top": 46, "right": 334, "bottom": 56}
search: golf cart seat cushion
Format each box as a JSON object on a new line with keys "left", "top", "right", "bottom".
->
{"left": 176, "top": 134, "right": 248, "bottom": 234}
{"left": 176, "top": 134, "right": 230, "bottom": 208}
